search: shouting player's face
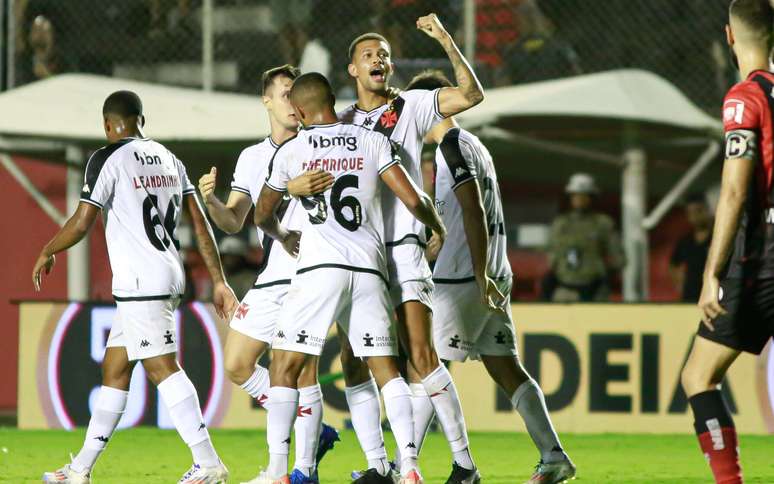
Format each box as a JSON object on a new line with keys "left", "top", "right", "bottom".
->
{"left": 348, "top": 39, "right": 393, "bottom": 94}
{"left": 265, "top": 75, "right": 299, "bottom": 131}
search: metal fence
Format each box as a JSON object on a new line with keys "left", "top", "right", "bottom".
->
{"left": 6, "top": 0, "right": 733, "bottom": 113}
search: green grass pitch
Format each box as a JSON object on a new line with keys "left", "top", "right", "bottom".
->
{"left": 2, "top": 428, "right": 774, "bottom": 483}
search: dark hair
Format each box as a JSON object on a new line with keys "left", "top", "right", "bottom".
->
{"left": 729, "top": 0, "right": 774, "bottom": 39}
{"left": 261, "top": 64, "right": 300, "bottom": 96}
{"left": 103, "top": 90, "right": 143, "bottom": 118}
{"left": 290, "top": 72, "right": 335, "bottom": 107}
{"left": 406, "top": 69, "right": 453, "bottom": 91}
{"left": 348, "top": 32, "right": 390, "bottom": 60}
{"left": 684, "top": 193, "right": 707, "bottom": 206}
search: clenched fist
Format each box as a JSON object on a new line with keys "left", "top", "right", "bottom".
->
{"left": 416, "top": 13, "right": 450, "bottom": 42}
{"left": 198, "top": 167, "right": 217, "bottom": 203}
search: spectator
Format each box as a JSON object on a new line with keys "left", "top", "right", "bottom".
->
{"left": 218, "top": 235, "right": 255, "bottom": 300}
{"left": 271, "top": 0, "right": 311, "bottom": 65}
{"left": 669, "top": 193, "right": 712, "bottom": 302}
{"left": 19, "top": 14, "right": 73, "bottom": 83}
{"left": 545, "top": 173, "right": 625, "bottom": 302}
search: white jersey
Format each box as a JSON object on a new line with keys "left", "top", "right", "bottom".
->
{"left": 432, "top": 128, "right": 512, "bottom": 281}
{"left": 79, "top": 137, "right": 195, "bottom": 300}
{"left": 265, "top": 122, "right": 400, "bottom": 281}
{"left": 338, "top": 88, "right": 443, "bottom": 248}
{"left": 231, "top": 138, "right": 305, "bottom": 287}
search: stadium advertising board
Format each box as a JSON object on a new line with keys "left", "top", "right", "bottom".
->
{"left": 18, "top": 302, "right": 774, "bottom": 433}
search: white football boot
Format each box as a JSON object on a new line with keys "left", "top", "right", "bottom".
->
{"left": 240, "top": 470, "right": 290, "bottom": 484}
{"left": 42, "top": 462, "right": 90, "bottom": 484}
{"left": 178, "top": 460, "right": 229, "bottom": 483}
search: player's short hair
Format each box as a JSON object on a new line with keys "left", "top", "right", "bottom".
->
{"left": 102, "top": 90, "right": 143, "bottom": 119}
{"left": 729, "top": 0, "right": 774, "bottom": 40}
{"left": 261, "top": 64, "right": 300, "bottom": 96}
{"left": 348, "top": 32, "right": 391, "bottom": 61}
{"left": 290, "top": 72, "right": 335, "bottom": 108}
{"left": 405, "top": 69, "right": 453, "bottom": 91}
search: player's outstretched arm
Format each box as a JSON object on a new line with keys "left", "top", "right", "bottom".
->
{"left": 416, "top": 13, "right": 484, "bottom": 117}
{"left": 455, "top": 180, "right": 506, "bottom": 310}
{"left": 185, "top": 193, "right": 238, "bottom": 320}
{"left": 32, "top": 202, "right": 99, "bottom": 291}
{"left": 198, "top": 167, "right": 252, "bottom": 234}
{"left": 381, "top": 163, "right": 446, "bottom": 239}
{"left": 254, "top": 184, "right": 301, "bottom": 257}
{"left": 699, "top": 154, "right": 754, "bottom": 327}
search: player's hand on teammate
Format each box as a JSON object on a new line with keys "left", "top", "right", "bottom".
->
{"left": 479, "top": 275, "right": 507, "bottom": 313}
{"left": 425, "top": 231, "right": 443, "bottom": 261}
{"left": 287, "top": 170, "right": 334, "bottom": 197}
{"left": 198, "top": 167, "right": 218, "bottom": 203}
{"left": 281, "top": 230, "right": 302, "bottom": 257}
{"left": 416, "top": 13, "right": 450, "bottom": 42}
{"left": 32, "top": 253, "right": 56, "bottom": 291}
{"left": 212, "top": 281, "right": 238, "bottom": 321}
{"left": 698, "top": 275, "right": 727, "bottom": 330}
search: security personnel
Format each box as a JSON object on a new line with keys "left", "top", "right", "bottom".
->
{"left": 545, "top": 173, "right": 625, "bottom": 302}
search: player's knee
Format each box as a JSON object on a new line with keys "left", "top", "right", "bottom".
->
{"left": 270, "top": 351, "right": 305, "bottom": 387}
{"left": 409, "top": 344, "right": 439, "bottom": 377}
{"left": 224, "top": 357, "right": 253, "bottom": 386}
{"left": 681, "top": 363, "right": 712, "bottom": 397}
{"left": 102, "top": 365, "right": 132, "bottom": 390}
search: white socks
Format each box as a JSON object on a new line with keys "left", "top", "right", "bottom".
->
{"left": 157, "top": 370, "right": 219, "bottom": 468}
{"left": 266, "top": 386, "right": 299, "bottom": 479}
{"left": 395, "top": 383, "right": 435, "bottom": 472}
{"left": 293, "top": 384, "right": 323, "bottom": 477}
{"left": 422, "top": 365, "right": 474, "bottom": 469}
{"left": 381, "top": 377, "right": 417, "bottom": 475}
{"left": 345, "top": 379, "right": 389, "bottom": 474}
{"left": 239, "top": 365, "right": 270, "bottom": 405}
{"left": 511, "top": 379, "right": 566, "bottom": 464}
{"left": 71, "top": 386, "right": 128, "bottom": 473}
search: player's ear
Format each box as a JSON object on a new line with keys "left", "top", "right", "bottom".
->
{"left": 725, "top": 24, "right": 734, "bottom": 46}
{"left": 347, "top": 62, "right": 357, "bottom": 79}
{"left": 263, "top": 95, "right": 271, "bottom": 109}
{"left": 139, "top": 114, "right": 145, "bottom": 127}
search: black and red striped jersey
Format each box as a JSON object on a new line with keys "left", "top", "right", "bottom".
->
{"left": 722, "top": 70, "right": 774, "bottom": 279}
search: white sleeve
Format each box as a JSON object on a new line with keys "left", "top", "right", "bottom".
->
{"left": 230, "top": 149, "right": 253, "bottom": 196}
{"left": 265, "top": 143, "right": 291, "bottom": 192}
{"left": 404, "top": 89, "right": 443, "bottom": 136}
{"left": 80, "top": 147, "right": 117, "bottom": 208}
{"left": 374, "top": 133, "right": 401, "bottom": 174}
{"left": 439, "top": 128, "right": 477, "bottom": 190}
{"left": 175, "top": 157, "right": 196, "bottom": 195}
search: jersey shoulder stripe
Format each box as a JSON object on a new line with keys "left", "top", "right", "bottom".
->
{"left": 439, "top": 127, "right": 475, "bottom": 189}
{"left": 374, "top": 96, "right": 406, "bottom": 138}
{"left": 80, "top": 138, "right": 133, "bottom": 206}
{"left": 264, "top": 135, "right": 298, "bottom": 192}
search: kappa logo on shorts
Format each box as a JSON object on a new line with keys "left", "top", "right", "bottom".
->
{"left": 235, "top": 302, "right": 250, "bottom": 320}
{"left": 140, "top": 339, "right": 151, "bottom": 348}
{"left": 494, "top": 331, "right": 507, "bottom": 345}
{"left": 449, "top": 334, "right": 461, "bottom": 349}
{"left": 296, "top": 330, "right": 309, "bottom": 344}
{"left": 164, "top": 330, "right": 174, "bottom": 345}
{"left": 363, "top": 333, "right": 375, "bottom": 347}
{"left": 276, "top": 330, "right": 286, "bottom": 340}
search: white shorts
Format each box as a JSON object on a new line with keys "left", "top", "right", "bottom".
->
{"left": 106, "top": 298, "right": 180, "bottom": 361}
{"left": 433, "top": 278, "right": 517, "bottom": 362}
{"left": 273, "top": 268, "right": 398, "bottom": 357}
{"left": 387, "top": 243, "right": 434, "bottom": 309}
{"left": 229, "top": 283, "right": 289, "bottom": 343}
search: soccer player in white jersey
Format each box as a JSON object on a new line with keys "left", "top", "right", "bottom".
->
{"left": 33, "top": 91, "right": 238, "bottom": 484}
{"left": 197, "top": 65, "right": 338, "bottom": 484}
{"left": 334, "top": 14, "right": 484, "bottom": 484}
{"left": 408, "top": 71, "right": 577, "bottom": 484}
{"left": 253, "top": 73, "right": 446, "bottom": 484}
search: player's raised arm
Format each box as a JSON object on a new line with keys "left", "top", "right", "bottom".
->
{"left": 32, "top": 202, "right": 100, "bottom": 291}
{"left": 416, "top": 13, "right": 484, "bottom": 117}
{"left": 699, "top": 148, "right": 754, "bottom": 326}
{"left": 185, "top": 193, "right": 238, "bottom": 320}
{"left": 254, "top": 184, "right": 301, "bottom": 257}
{"left": 198, "top": 166, "right": 253, "bottom": 234}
